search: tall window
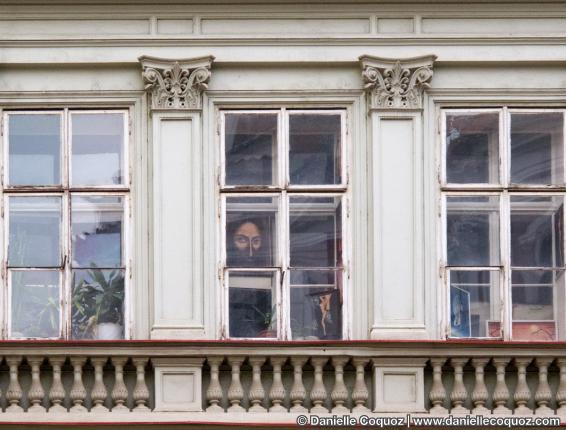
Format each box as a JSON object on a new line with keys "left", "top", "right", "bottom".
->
{"left": 442, "top": 108, "right": 565, "bottom": 341}
{"left": 220, "top": 109, "right": 348, "bottom": 340}
{"left": 3, "top": 109, "right": 129, "bottom": 339}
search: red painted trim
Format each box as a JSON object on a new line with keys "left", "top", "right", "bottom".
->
{"left": 0, "top": 422, "right": 296, "bottom": 427}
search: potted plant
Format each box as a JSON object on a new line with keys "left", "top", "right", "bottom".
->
{"left": 72, "top": 267, "right": 125, "bottom": 340}
{"left": 254, "top": 305, "right": 277, "bottom": 338}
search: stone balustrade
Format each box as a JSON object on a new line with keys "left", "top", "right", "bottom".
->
{"left": 0, "top": 341, "right": 563, "bottom": 424}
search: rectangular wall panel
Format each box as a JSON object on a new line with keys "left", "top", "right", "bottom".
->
{"left": 152, "top": 114, "right": 204, "bottom": 338}
{"left": 372, "top": 115, "right": 426, "bottom": 338}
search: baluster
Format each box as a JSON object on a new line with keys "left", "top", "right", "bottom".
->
{"left": 206, "top": 357, "right": 224, "bottom": 413}
{"left": 514, "top": 357, "right": 532, "bottom": 415}
{"left": 351, "top": 358, "right": 370, "bottom": 413}
{"left": 6, "top": 356, "right": 23, "bottom": 412}
{"left": 269, "top": 357, "right": 287, "bottom": 412}
{"left": 248, "top": 357, "right": 266, "bottom": 412}
{"left": 309, "top": 357, "right": 329, "bottom": 413}
{"left": 48, "top": 357, "right": 67, "bottom": 413}
{"left": 91, "top": 357, "right": 109, "bottom": 412}
{"left": 27, "top": 357, "right": 46, "bottom": 412}
{"left": 556, "top": 358, "right": 566, "bottom": 416}
{"left": 534, "top": 358, "right": 553, "bottom": 415}
{"left": 429, "top": 358, "right": 447, "bottom": 414}
{"left": 331, "top": 357, "right": 349, "bottom": 414}
{"left": 227, "top": 356, "right": 245, "bottom": 412}
{"left": 70, "top": 357, "right": 87, "bottom": 412}
{"left": 133, "top": 358, "right": 150, "bottom": 411}
{"left": 450, "top": 358, "right": 469, "bottom": 414}
{"left": 471, "top": 358, "right": 490, "bottom": 414}
{"left": 289, "top": 357, "right": 307, "bottom": 413}
{"left": 492, "top": 357, "right": 511, "bottom": 415}
{"left": 111, "top": 357, "right": 129, "bottom": 412}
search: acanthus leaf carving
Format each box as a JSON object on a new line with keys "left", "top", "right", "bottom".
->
{"left": 139, "top": 55, "right": 214, "bottom": 111}
{"left": 360, "top": 55, "right": 436, "bottom": 110}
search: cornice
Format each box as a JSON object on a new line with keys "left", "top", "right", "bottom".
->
{"left": 360, "top": 54, "right": 436, "bottom": 110}
{"left": 139, "top": 55, "right": 214, "bottom": 110}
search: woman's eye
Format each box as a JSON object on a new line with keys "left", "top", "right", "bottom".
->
{"left": 235, "top": 236, "right": 247, "bottom": 244}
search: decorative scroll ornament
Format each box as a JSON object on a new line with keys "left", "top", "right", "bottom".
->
{"left": 139, "top": 55, "right": 214, "bottom": 110}
{"left": 360, "top": 55, "right": 436, "bottom": 110}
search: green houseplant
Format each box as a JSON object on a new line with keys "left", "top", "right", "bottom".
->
{"left": 72, "top": 267, "right": 125, "bottom": 339}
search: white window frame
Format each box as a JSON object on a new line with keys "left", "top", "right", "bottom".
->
{"left": 219, "top": 107, "right": 350, "bottom": 340}
{"left": 1, "top": 108, "right": 131, "bottom": 340}
{"left": 441, "top": 107, "right": 566, "bottom": 341}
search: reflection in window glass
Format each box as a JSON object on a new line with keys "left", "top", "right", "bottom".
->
{"left": 446, "top": 196, "right": 500, "bottom": 266}
{"left": 511, "top": 270, "right": 561, "bottom": 341}
{"left": 71, "top": 268, "right": 125, "bottom": 340}
{"left": 226, "top": 196, "right": 278, "bottom": 267}
{"left": 8, "top": 114, "right": 61, "bottom": 186}
{"left": 290, "top": 269, "right": 342, "bottom": 340}
{"left": 511, "top": 196, "right": 564, "bottom": 268}
{"left": 72, "top": 196, "right": 123, "bottom": 268}
{"left": 289, "top": 196, "right": 342, "bottom": 268}
{"left": 228, "top": 271, "right": 276, "bottom": 338}
{"left": 71, "top": 113, "right": 125, "bottom": 186}
{"left": 289, "top": 114, "right": 341, "bottom": 185}
{"left": 8, "top": 196, "right": 61, "bottom": 268}
{"left": 225, "top": 113, "right": 278, "bottom": 186}
{"left": 449, "top": 270, "right": 500, "bottom": 338}
{"left": 445, "top": 112, "right": 499, "bottom": 184}
{"left": 511, "top": 113, "right": 564, "bottom": 185}
{"left": 11, "top": 270, "right": 60, "bottom": 338}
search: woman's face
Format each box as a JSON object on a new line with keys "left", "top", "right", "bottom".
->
{"left": 233, "top": 221, "right": 262, "bottom": 257}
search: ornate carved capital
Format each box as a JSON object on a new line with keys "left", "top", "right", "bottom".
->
{"left": 139, "top": 55, "right": 214, "bottom": 110}
{"left": 359, "top": 54, "right": 436, "bottom": 110}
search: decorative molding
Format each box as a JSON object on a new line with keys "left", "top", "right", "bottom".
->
{"left": 360, "top": 54, "right": 436, "bottom": 110}
{"left": 139, "top": 55, "right": 214, "bottom": 110}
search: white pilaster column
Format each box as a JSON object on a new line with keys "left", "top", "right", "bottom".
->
{"left": 139, "top": 55, "right": 214, "bottom": 340}
{"left": 360, "top": 54, "right": 436, "bottom": 340}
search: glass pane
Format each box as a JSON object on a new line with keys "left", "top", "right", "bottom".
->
{"left": 11, "top": 270, "right": 60, "bottom": 338}
{"left": 71, "top": 113, "right": 125, "bottom": 186}
{"left": 290, "top": 269, "right": 342, "bottom": 340}
{"left": 445, "top": 112, "right": 499, "bottom": 184}
{"left": 289, "top": 196, "right": 342, "bottom": 268}
{"left": 511, "top": 269, "right": 562, "bottom": 341}
{"left": 8, "top": 113, "right": 61, "bottom": 186}
{"left": 8, "top": 196, "right": 61, "bottom": 267}
{"left": 289, "top": 113, "right": 342, "bottom": 185}
{"left": 449, "top": 270, "right": 500, "bottom": 338}
{"left": 226, "top": 196, "right": 278, "bottom": 267}
{"left": 72, "top": 196, "right": 123, "bottom": 268}
{"left": 511, "top": 112, "right": 564, "bottom": 185}
{"left": 511, "top": 196, "right": 564, "bottom": 268}
{"left": 228, "top": 271, "right": 276, "bottom": 338}
{"left": 224, "top": 113, "right": 278, "bottom": 186}
{"left": 71, "top": 268, "right": 125, "bottom": 340}
{"left": 446, "top": 196, "right": 500, "bottom": 266}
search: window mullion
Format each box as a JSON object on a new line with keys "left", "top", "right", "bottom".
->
{"left": 501, "top": 189, "right": 511, "bottom": 341}
{"left": 280, "top": 190, "right": 289, "bottom": 340}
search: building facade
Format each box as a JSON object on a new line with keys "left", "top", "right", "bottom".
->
{"left": 1, "top": 0, "right": 566, "bottom": 428}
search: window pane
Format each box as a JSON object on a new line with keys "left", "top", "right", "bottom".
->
{"left": 290, "top": 269, "right": 342, "bottom": 340}
{"left": 446, "top": 196, "right": 500, "bottom": 266}
{"left": 445, "top": 112, "right": 499, "bottom": 184}
{"left": 11, "top": 270, "right": 60, "bottom": 338}
{"left": 224, "top": 113, "right": 278, "bottom": 186}
{"left": 8, "top": 196, "right": 61, "bottom": 267}
{"left": 289, "top": 196, "right": 342, "bottom": 268}
{"left": 226, "top": 196, "right": 278, "bottom": 267}
{"left": 511, "top": 269, "right": 562, "bottom": 341}
{"left": 72, "top": 196, "right": 123, "bottom": 268}
{"left": 289, "top": 113, "right": 342, "bottom": 185}
{"left": 71, "top": 268, "right": 125, "bottom": 340}
{"left": 8, "top": 113, "right": 61, "bottom": 186}
{"left": 449, "top": 270, "right": 500, "bottom": 338}
{"left": 511, "top": 112, "right": 564, "bottom": 185}
{"left": 228, "top": 271, "right": 276, "bottom": 338}
{"left": 71, "top": 113, "right": 125, "bottom": 186}
{"left": 511, "top": 196, "right": 564, "bottom": 268}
